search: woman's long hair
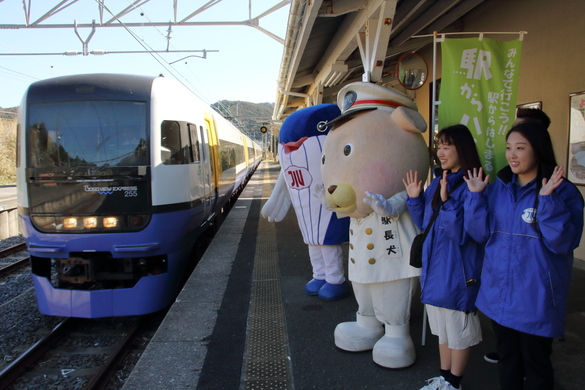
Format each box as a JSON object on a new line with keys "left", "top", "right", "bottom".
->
{"left": 506, "top": 121, "right": 557, "bottom": 182}
{"left": 432, "top": 124, "right": 483, "bottom": 208}
{"left": 506, "top": 121, "right": 558, "bottom": 232}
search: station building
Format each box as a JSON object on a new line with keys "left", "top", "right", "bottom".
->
{"left": 273, "top": 0, "right": 585, "bottom": 261}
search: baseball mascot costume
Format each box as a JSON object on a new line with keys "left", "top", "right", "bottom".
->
{"left": 316, "top": 82, "right": 429, "bottom": 368}
{"left": 261, "top": 103, "right": 351, "bottom": 300}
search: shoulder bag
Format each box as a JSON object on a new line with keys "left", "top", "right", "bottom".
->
{"left": 409, "top": 178, "right": 464, "bottom": 268}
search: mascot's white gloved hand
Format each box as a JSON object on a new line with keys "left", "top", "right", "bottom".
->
{"left": 312, "top": 183, "right": 335, "bottom": 212}
{"left": 363, "top": 191, "right": 396, "bottom": 217}
{"left": 261, "top": 172, "right": 291, "bottom": 222}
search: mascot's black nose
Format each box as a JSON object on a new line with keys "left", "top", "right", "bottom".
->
{"left": 327, "top": 185, "right": 337, "bottom": 195}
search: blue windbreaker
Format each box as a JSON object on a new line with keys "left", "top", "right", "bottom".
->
{"left": 464, "top": 167, "right": 584, "bottom": 337}
{"left": 407, "top": 170, "right": 484, "bottom": 312}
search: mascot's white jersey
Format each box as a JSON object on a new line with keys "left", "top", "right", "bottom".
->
{"left": 278, "top": 136, "right": 347, "bottom": 246}
{"left": 348, "top": 210, "right": 421, "bottom": 284}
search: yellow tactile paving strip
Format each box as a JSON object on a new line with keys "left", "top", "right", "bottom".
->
{"left": 241, "top": 168, "right": 293, "bottom": 390}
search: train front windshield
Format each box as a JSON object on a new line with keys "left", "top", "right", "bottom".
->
{"left": 28, "top": 101, "right": 148, "bottom": 168}
{"left": 25, "top": 100, "right": 152, "bottom": 233}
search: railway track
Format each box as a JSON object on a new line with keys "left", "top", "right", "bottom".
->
{"left": 0, "top": 221, "right": 217, "bottom": 389}
{"left": 0, "top": 243, "right": 28, "bottom": 278}
{"left": 0, "top": 241, "right": 163, "bottom": 390}
{"left": 0, "top": 314, "right": 163, "bottom": 390}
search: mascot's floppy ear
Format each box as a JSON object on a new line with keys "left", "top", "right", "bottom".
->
{"left": 391, "top": 106, "right": 427, "bottom": 134}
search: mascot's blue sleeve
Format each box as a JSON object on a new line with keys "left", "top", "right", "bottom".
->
{"left": 323, "top": 213, "right": 350, "bottom": 245}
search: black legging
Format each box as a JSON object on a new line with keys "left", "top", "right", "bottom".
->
{"left": 491, "top": 320, "right": 554, "bottom": 390}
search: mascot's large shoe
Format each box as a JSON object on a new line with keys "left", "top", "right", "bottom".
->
{"left": 372, "top": 323, "right": 416, "bottom": 369}
{"left": 318, "top": 281, "right": 350, "bottom": 300}
{"left": 305, "top": 279, "right": 326, "bottom": 295}
{"left": 334, "top": 312, "right": 384, "bottom": 351}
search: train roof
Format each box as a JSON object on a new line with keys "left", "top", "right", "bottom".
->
{"left": 26, "top": 73, "right": 158, "bottom": 103}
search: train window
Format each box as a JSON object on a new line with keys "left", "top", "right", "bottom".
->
{"left": 161, "top": 121, "right": 182, "bottom": 165}
{"left": 219, "top": 139, "right": 244, "bottom": 171}
{"left": 179, "top": 122, "right": 192, "bottom": 164}
{"left": 27, "top": 101, "right": 148, "bottom": 168}
{"left": 188, "top": 123, "right": 200, "bottom": 163}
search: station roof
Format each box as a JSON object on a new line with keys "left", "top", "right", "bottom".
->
{"left": 272, "top": 0, "right": 489, "bottom": 123}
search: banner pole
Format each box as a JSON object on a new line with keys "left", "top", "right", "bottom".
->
{"left": 413, "top": 31, "right": 527, "bottom": 39}
{"left": 431, "top": 31, "right": 438, "bottom": 145}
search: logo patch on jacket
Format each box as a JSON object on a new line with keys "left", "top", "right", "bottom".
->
{"left": 521, "top": 208, "right": 536, "bottom": 223}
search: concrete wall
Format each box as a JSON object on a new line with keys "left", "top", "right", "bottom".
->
{"left": 0, "top": 207, "right": 20, "bottom": 239}
{"left": 412, "top": 0, "right": 585, "bottom": 261}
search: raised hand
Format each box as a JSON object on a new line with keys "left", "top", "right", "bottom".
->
{"left": 402, "top": 170, "right": 423, "bottom": 198}
{"left": 363, "top": 191, "right": 397, "bottom": 217}
{"left": 464, "top": 167, "right": 489, "bottom": 193}
{"left": 440, "top": 170, "right": 449, "bottom": 202}
{"left": 540, "top": 166, "right": 565, "bottom": 195}
{"left": 312, "top": 183, "right": 335, "bottom": 211}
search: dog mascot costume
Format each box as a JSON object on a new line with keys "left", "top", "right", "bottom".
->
{"left": 316, "top": 82, "right": 429, "bottom": 368}
{"left": 261, "top": 104, "right": 351, "bottom": 300}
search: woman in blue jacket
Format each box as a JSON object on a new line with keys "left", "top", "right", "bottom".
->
{"left": 464, "top": 121, "right": 584, "bottom": 390}
{"left": 404, "top": 125, "right": 485, "bottom": 390}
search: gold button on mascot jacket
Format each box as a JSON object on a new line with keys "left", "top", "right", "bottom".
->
{"left": 317, "top": 81, "right": 429, "bottom": 369}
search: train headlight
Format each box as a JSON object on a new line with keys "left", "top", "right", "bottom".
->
{"left": 103, "top": 217, "right": 118, "bottom": 228}
{"left": 32, "top": 214, "right": 150, "bottom": 233}
{"left": 83, "top": 217, "right": 98, "bottom": 229}
{"left": 63, "top": 217, "right": 78, "bottom": 229}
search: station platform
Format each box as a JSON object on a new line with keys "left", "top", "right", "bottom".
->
{"left": 122, "top": 162, "right": 585, "bottom": 390}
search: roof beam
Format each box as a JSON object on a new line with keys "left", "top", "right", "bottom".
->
{"left": 30, "top": 0, "right": 78, "bottom": 26}
{"left": 391, "top": 0, "right": 434, "bottom": 33}
{"left": 306, "top": 0, "right": 389, "bottom": 96}
{"left": 390, "top": 0, "right": 460, "bottom": 48}
{"left": 273, "top": 0, "right": 323, "bottom": 119}
{"left": 104, "top": 0, "right": 150, "bottom": 25}
{"left": 357, "top": 0, "right": 398, "bottom": 82}
{"left": 423, "top": 0, "right": 485, "bottom": 34}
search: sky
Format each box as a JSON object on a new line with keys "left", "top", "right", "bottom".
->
{"left": 0, "top": 0, "right": 289, "bottom": 109}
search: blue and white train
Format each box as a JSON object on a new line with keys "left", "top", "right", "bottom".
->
{"left": 16, "top": 73, "right": 262, "bottom": 318}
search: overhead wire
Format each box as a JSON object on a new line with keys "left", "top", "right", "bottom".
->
{"left": 111, "top": 0, "right": 222, "bottom": 105}
{"left": 96, "top": 2, "right": 185, "bottom": 81}
{"left": 125, "top": 0, "right": 246, "bottom": 131}
{"left": 1, "top": 1, "right": 258, "bottom": 134}
{"left": 0, "top": 42, "right": 52, "bottom": 104}
{"left": 0, "top": 65, "right": 39, "bottom": 82}
{"left": 125, "top": 1, "right": 212, "bottom": 100}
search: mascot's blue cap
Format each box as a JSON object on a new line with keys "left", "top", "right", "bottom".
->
{"left": 279, "top": 103, "right": 341, "bottom": 143}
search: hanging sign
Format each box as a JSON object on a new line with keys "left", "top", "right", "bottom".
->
{"left": 438, "top": 36, "right": 523, "bottom": 177}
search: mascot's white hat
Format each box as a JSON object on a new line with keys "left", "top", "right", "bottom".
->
{"left": 322, "top": 82, "right": 418, "bottom": 128}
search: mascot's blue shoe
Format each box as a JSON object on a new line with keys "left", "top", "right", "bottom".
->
{"left": 305, "top": 279, "right": 326, "bottom": 295}
{"left": 318, "top": 281, "right": 350, "bottom": 300}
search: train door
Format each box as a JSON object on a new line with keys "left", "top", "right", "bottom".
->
{"left": 203, "top": 115, "right": 222, "bottom": 215}
{"left": 203, "top": 114, "right": 220, "bottom": 191}
{"left": 197, "top": 125, "right": 214, "bottom": 220}
{"left": 242, "top": 136, "right": 250, "bottom": 167}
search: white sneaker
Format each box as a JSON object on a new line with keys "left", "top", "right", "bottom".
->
{"left": 440, "top": 382, "right": 462, "bottom": 390}
{"left": 419, "top": 376, "right": 446, "bottom": 390}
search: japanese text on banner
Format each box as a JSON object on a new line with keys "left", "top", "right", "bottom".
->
{"left": 438, "top": 37, "right": 523, "bottom": 177}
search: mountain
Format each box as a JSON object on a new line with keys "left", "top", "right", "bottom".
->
{"left": 0, "top": 102, "right": 274, "bottom": 142}
{"left": 0, "top": 106, "right": 17, "bottom": 120}
{"left": 212, "top": 100, "right": 274, "bottom": 142}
